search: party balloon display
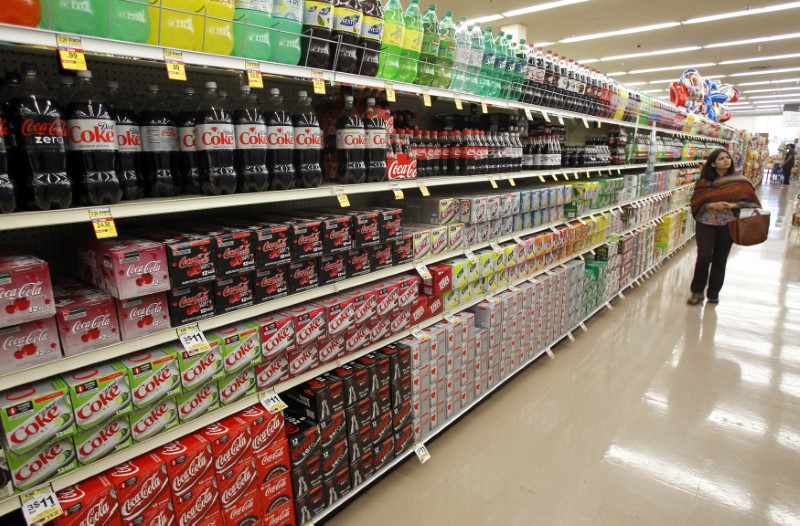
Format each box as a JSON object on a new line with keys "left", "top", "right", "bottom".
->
{"left": 670, "top": 68, "right": 738, "bottom": 122}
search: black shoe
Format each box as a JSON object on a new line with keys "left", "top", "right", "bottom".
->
{"left": 707, "top": 298, "right": 719, "bottom": 304}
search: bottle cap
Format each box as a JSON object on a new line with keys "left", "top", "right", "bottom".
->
{"left": 107, "top": 80, "right": 119, "bottom": 89}
{"left": 240, "top": 84, "right": 250, "bottom": 93}
{"left": 185, "top": 86, "right": 195, "bottom": 95}
{"left": 344, "top": 95, "right": 354, "bottom": 103}
{"left": 77, "top": 70, "right": 92, "bottom": 79}
{"left": 205, "top": 81, "right": 217, "bottom": 89}
{"left": 270, "top": 88, "right": 280, "bottom": 95}
{"left": 148, "top": 84, "right": 159, "bottom": 92}
{"left": 22, "top": 63, "right": 37, "bottom": 75}
{"left": 446, "top": 10, "right": 452, "bottom": 16}
{"left": 298, "top": 91, "right": 308, "bottom": 97}
{"left": 367, "top": 97, "right": 376, "bottom": 105}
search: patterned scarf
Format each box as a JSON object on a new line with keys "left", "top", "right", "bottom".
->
{"left": 690, "top": 175, "right": 761, "bottom": 218}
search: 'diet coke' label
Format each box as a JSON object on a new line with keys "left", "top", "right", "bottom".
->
{"left": 235, "top": 123, "right": 268, "bottom": 150}
{"left": 267, "top": 126, "right": 294, "bottom": 149}
{"left": 336, "top": 129, "right": 365, "bottom": 149}
{"left": 196, "top": 124, "right": 235, "bottom": 151}
{"left": 67, "top": 118, "right": 117, "bottom": 151}
{"left": 117, "top": 124, "right": 142, "bottom": 153}
{"left": 365, "top": 129, "right": 386, "bottom": 150}
{"left": 294, "top": 125, "right": 323, "bottom": 150}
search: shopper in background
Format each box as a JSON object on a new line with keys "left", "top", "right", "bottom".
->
{"left": 782, "top": 143, "right": 795, "bottom": 186}
{"left": 687, "top": 148, "right": 761, "bottom": 305}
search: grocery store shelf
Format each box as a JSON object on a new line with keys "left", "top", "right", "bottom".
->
{"left": 0, "top": 186, "right": 691, "bottom": 390}
{"left": 0, "top": 162, "right": 697, "bottom": 232}
{"left": 310, "top": 231, "right": 695, "bottom": 525}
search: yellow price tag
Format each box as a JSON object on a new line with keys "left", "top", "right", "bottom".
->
{"left": 390, "top": 182, "right": 404, "bottom": 200}
{"left": 508, "top": 176, "right": 516, "bottom": 187}
{"left": 312, "top": 77, "right": 325, "bottom": 94}
{"left": 481, "top": 99, "right": 488, "bottom": 114}
{"left": 412, "top": 328, "right": 430, "bottom": 341}
{"left": 489, "top": 176, "right": 498, "bottom": 189}
{"left": 20, "top": 484, "right": 62, "bottom": 525}
{"left": 524, "top": 107, "right": 533, "bottom": 121}
{"left": 538, "top": 175, "right": 545, "bottom": 182}
{"left": 596, "top": 120, "right": 602, "bottom": 128}
{"left": 245, "top": 61, "right": 263, "bottom": 88}
{"left": 88, "top": 208, "right": 118, "bottom": 239}
{"left": 176, "top": 323, "right": 212, "bottom": 356}
{"left": 259, "top": 389, "right": 288, "bottom": 414}
{"left": 541, "top": 110, "right": 551, "bottom": 122}
{"left": 419, "top": 183, "right": 430, "bottom": 196}
{"left": 414, "top": 442, "right": 431, "bottom": 463}
{"left": 385, "top": 82, "right": 396, "bottom": 102}
{"left": 335, "top": 186, "right": 350, "bottom": 207}
{"left": 464, "top": 249, "right": 478, "bottom": 264}
{"left": 164, "top": 49, "right": 186, "bottom": 81}
{"left": 454, "top": 94, "right": 463, "bottom": 110}
{"left": 415, "top": 263, "right": 432, "bottom": 280}
{"left": 56, "top": 35, "right": 87, "bottom": 71}
{"left": 422, "top": 90, "right": 431, "bottom": 107}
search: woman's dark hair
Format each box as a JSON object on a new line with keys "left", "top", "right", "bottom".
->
{"left": 700, "top": 148, "right": 735, "bottom": 182}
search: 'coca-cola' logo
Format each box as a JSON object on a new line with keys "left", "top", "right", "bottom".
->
{"left": 78, "top": 420, "right": 123, "bottom": 459}
{"left": 297, "top": 315, "right": 324, "bottom": 344}
{"left": 264, "top": 324, "right": 293, "bottom": 354}
{"left": 10, "top": 403, "right": 60, "bottom": 446}
{"left": 77, "top": 495, "right": 115, "bottom": 526}
{"left": 216, "top": 432, "right": 250, "bottom": 471}
{"left": 183, "top": 352, "right": 218, "bottom": 385}
{"left": 0, "top": 280, "right": 44, "bottom": 300}
{"left": 71, "top": 314, "right": 111, "bottom": 335}
{"left": 133, "top": 368, "right": 173, "bottom": 402}
{"left": 222, "top": 281, "right": 250, "bottom": 298}
{"left": 120, "top": 469, "right": 165, "bottom": 518}
{"left": 76, "top": 383, "right": 122, "bottom": 422}
{"left": 177, "top": 252, "right": 210, "bottom": 269}
{"left": 129, "top": 300, "right": 164, "bottom": 319}
{"left": 179, "top": 384, "right": 215, "bottom": 418}
{"left": 253, "top": 417, "right": 283, "bottom": 452}
{"left": 387, "top": 160, "right": 417, "bottom": 179}
{"left": 125, "top": 260, "right": 162, "bottom": 278}
{"left": 2, "top": 327, "right": 49, "bottom": 352}
{"left": 180, "top": 483, "right": 215, "bottom": 525}
{"left": 20, "top": 118, "right": 67, "bottom": 138}
{"left": 221, "top": 370, "right": 252, "bottom": 400}
{"left": 177, "top": 289, "right": 209, "bottom": 308}
{"left": 172, "top": 449, "right": 210, "bottom": 494}
{"left": 68, "top": 121, "right": 115, "bottom": 147}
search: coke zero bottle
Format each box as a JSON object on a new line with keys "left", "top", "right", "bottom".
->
{"left": 176, "top": 86, "right": 201, "bottom": 194}
{"left": 11, "top": 64, "right": 72, "bottom": 210}
{"left": 106, "top": 81, "right": 144, "bottom": 200}
{"left": 264, "top": 88, "right": 296, "bottom": 190}
{"left": 335, "top": 95, "right": 366, "bottom": 184}
{"left": 196, "top": 82, "right": 237, "bottom": 195}
{"left": 233, "top": 85, "right": 269, "bottom": 192}
{"left": 363, "top": 97, "right": 386, "bottom": 182}
{"left": 292, "top": 91, "right": 323, "bottom": 188}
{"left": 140, "top": 84, "right": 180, "bottom": 197}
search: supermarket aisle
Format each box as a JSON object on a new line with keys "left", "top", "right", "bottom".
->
{"left": 327, "top": 183, "right": 800, "bottom": 526}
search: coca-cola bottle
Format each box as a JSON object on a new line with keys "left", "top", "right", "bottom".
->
{"left": 196, "top": 82, "right": 237, "bottom": 195}
{"left": 386, "top": 131, "right": 398, "bottom": 178}
{"left": 65, "top": 71, "right": 121, "bottom": 206}
{"left": 332, "top": 0, "right": 364, "bottom": 73}
{"left": 439, "top": 131, "right": 451, "bottom": 175}
{"left": 409, "top": 129, "right": 424, "bottom": 177}
{"left": 0, "top": 103, "right": 16, "bottom": 213}
{"left": 233, "top": 85, "right": 269, "bottom": 192}
{"left": 363, "top": 97, "right": 386, "bottom": 182}
{"left": 462, "top": 129, "right": 475, "bottom": 175}
{"left": 106, "top": 81, "right": 144, "bottom": 200}
{"left": 292, "top": 90, "right": 323, "bottom": 188}
{"left": 264, "top": 88, "right": 296, "bottom": 190}
{"left": 424, "top": 130, "right": 440, "bottom": 178}
{"left": 11, "top": 64, "right": 72, "bottom": 210}
{"left": 449, "top": 129, "right": 464, "bottom": 175}
{"left": 335, "top": 95, "right": 366, "bottom": 184}
{"left": 358, "top": 0, "right": 383, "bottom": 76}
{"left": 176, "top": 86, "right": 201, "bottom": 194}
{"left": 140, "top": 84, "right": 180, "bottom": 197}
{"left": 477, "top": 130, "right": 489, "bottom": 174}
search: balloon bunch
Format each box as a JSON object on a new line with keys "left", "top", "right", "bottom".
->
{"left": 669, "top": 69, "right": 739, "bottom": 123}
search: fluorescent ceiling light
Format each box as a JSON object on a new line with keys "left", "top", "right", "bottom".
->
{"left": 648, "top": 79, "right": 677, "bottom": 84}
{"left": 705, "top": 32, "right": 800, "bottom": 49}
{"left": 743, "top": 86, "right": 800, "bottom": 93}
{"left": 601, "top": 46, "right": 701, "bottom": 61}
{"left": 730, "top": 66, "right": 800, "bottom": 77}
{"left": 606, "top": 72, "right": 627, "bottom": 76}
{"left": 625, "top": 82, "right": 647, "bottom": 86}
{"left": 754, "top": 98, "right": 800, "bottom": 104}
{"left": 641, "top": 89, "right": 666, "bottom": 93}
{"left": 628, "top": 63, "right": 716, "bottom": 74}
{"left": 503, "top": 0, "right": 589, "bottom": 17}
{"left": 738, "top": 78, "right": 800, "bottom": 86}
{"left": 719, "top": 52, "right": 800, "bottom": 65}
{"left": 464, "top": 14, "right": 504, "bottom": 24}
{"left": 577, "top": 59, "right": 599, "bottom": 64}
{"left": 533, "top": 42, "right": 554, "bottom": 47}
{"left": 749, "top": 92, "right": 800, "bottom": 99}
{"left": 683, "top": 1, "right": 800, "bottom": 24}
{"left": 559, "top": 22, "right": 679, "bottom": 44}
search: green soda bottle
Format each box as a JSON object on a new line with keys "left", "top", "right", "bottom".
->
{"left": 434, "top": 10, "right": 455, "bottom": 89}
{"left": 416, "top": 4, "right": 439, "bottom": 86}
{"left": 377, "top": 0, "right": 404, "bottom": 80}
{"left": 396, "top": 0, "right": 423, "bottom": 84}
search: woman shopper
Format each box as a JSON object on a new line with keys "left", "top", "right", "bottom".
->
{"left": 687, "top": 148, "right": 761, "bottom": 305}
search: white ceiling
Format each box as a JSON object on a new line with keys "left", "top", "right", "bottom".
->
{"left": 430, "top": 0, "right": 800, "bottom": 115}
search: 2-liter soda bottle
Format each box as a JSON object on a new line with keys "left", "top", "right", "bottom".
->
{"left": 196, "top": 81, "right": 237, "bottom": 195}
{"left": 292, "top": 91, "right": 323, "bottom": 188}
{"left": 233, "top": 85, "right": 269, "bottom": 192}
{"left": 264, "top": 88, "right": 296, "bottom": 190}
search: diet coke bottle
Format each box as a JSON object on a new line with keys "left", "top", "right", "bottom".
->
{"left": 336, "top": 95, "right": 366, "bottom": 184}
{"left": 196, "top": 82, "right": 237, "bottom": 195}
{"left": 65, "top": 70, "right": 121, "bottom": 206}
{"left": 233, "top": 85, "right": 269, "bottom": 192}
{"left": 292, "top": 91, "right": 323, "bottom": 188}
{"left": 176, "top": 86, "right": 201, "bottom": 194}
{"left": 11, "top": 64, "right": 72, "bottom": 210}
{"left": 106, "top": 81, "right": 144, "bottom": 200}
{"left": 363, "top": 97, "right": 386, "bottom": 182}
{"left": 264, "top": 88, "right": 296, "bottom": 190}
{"left": 140, "top": 84, "right": 181, "bottom": 197}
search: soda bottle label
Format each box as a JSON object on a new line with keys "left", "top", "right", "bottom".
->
{"left": 18, "top": 116, "right": 68, "bottom": 151}
{"left": 402, "top": 29, "right": 423, "bottom": 53}
{"left": 304, "top": 1, "right": 332, "bottom": 28}
{"left": 469, "top": 47, "right": 483, "bottom": 69}
{"left": 179, "top": 126, "right": 197, "bottom": 152}
{"left": 67, "top": 118, "right": 117, "bottom": 152}
{"left": 421, "top": 34, "right": 440, "bottom": 55}
{"left": 464, "top": 145, "right": 475, "bottom": 158}
{"left": 336, "top": 129, "right": 365, "bottom": 149}
{"left": 295, "top": 125, "right": 323, "bottom": 149}
{"left": 117, "top": 124, "right": 142, "bottom": 153}
{"left": 452, "top": 144, "right": 463, "bottom": 158}
{"left": 235, "top": 124, "right": 268, "bottom": 149}
{"left": 275, "top": 0, "right": 302, "bottom": 21}
{"left": 453, "top": 40, "right": 470, "bottom": 65}
{"left": 483, "top": 52, "right": 495, "bottom": 68}
{"left": 557, "top": 76, "right": 570, "bottom": 91}
{"left": 141, "top": 125, "right": 178, "bottom": 152}
{"left": 196, "top": 123, "right": 235, "bottom": 150}
{"left": 267, "top": 125, "right": 295, "bottom": 149}
{"left": 495, "top": 55, "right": 506, "bottom": 72}
{"left": 365, "top": 129, "right": 386, "bottom": 149}
{"left": 383, "top": 21, "right": 404, "bottom": 47}
{"left": 333, "top": 7, "right": 362, "bottom": 34}
{"left": 361, "top": 15, "right": 383, "bottom": 42}
{"left": 439, "top": 37, "right": 455, "bottom": 59}
{"left": 237, "top": 0, "right": 272, "bottom": 11}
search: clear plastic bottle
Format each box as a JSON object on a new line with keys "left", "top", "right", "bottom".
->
{"left": 194, "top": 0, "right": 235, "bottom": 54}
{"left": 233, "top": 0, "right": 274, "bottom": 60}
{"left": 363, "top": 97, "right": 387, "bottom": 182}
{"left": 271, "top": 0, "right": 304, "bottom": 64}
{"left": 447, "top": 16, "right": 469, "bottom": 92}
{"left": 465, "top": 24, "right": 483, "bottom": 95}
{"left": 139, "top": 85, "right": 181, "bottom": 197}
{"left": 416, "top": 4, "right": 439, "bottom": 86}
{"left": 176, "top": 86, "right": 202, "bottom": 194}
{"left": 434, "top": 10, "right": 455, "bottom": 89}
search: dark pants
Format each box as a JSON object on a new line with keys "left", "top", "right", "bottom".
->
{"left": 691, "top": 223, "right": 734, "bottom": 300}
{"left": 784, "top": 164, "right": 793, "bottom": 185}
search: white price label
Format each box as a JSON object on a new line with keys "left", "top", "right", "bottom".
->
{"left": 513, "top": 236, "right": 525, "bottom": 245}
{"left": 545, "top": 347, "right": 554, "bottom": 359}
{"left": 488, "top": 175, "right": 498, "bottom": 188}
{"left": 489, "top": 242, "right": 502, "bottom": 254}
{"left": 20, "top": 484, "right": 62, "bottom": 526}
{"left": 605, "top": 302, "right": 613, "bottom": 310}
{"left": 541, "top": 110, "right": 551, "bottom": 122}
{"left": 567, "top": 331, "right": 576, "bottom": 342}
{"left": 524, "top": 107, "right": 533, "bottom": 120}
{"left": 581, "top": 117, "right": 589, "bottom": 128}
{"left": 259, "top": 389, "right": 288, "bottom": 414}
{"left": 411, "top": 328, "right": 430, "bottom": 341}
{"left": 444, "top": 314, "right": 462, "bottom": 326}
{"left": 415, "top": 263, "right": 432, "bottom": 281}
{"left": 538, "top": 175, "right": 546, "bottom": 182}
{"left": 549, "top": 227, "right": 559, "bottom": 233}
{"left": 464, "top": 249, "right": 479, "bottom": 264}
{"left": 414, "top": 442, "right": 431, "bottom": 463}
{"left": 177, "top": 324, "right": 211, "bottom": 356}
{"left": 579, "top": 322, "right": 588, "bottom": 332}
{"left": 618, "top": 291, "right": 626, "bottom": 299}
{"left": 557, "top": 114, "right": 565, "bottom": 125}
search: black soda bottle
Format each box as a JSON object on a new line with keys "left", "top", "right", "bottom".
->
{"left": 176, "top": 86, "right": 201, "bottom": 194}
{"left": 140, "top": 85, "right": 181, "bottom": 197}
{"left": 332, "top": 0, "right": 363, "bottom": 73}
{"left": 196, "top": 81, "right": 237, "bottom": 195}
{"left": 363, "top": 97, "right": 386, "bottom": 182}
{"left": 302, "top": 0, "right": 334, "bottom": 68}
{"left": 264, "top": 88, "right": 296, "bottom": 190}
{"left": 358, "top": 0, "right": 383, "bottom": 76}
{"left": 336, "top": 95, "right": 366, "bottom": 184}
{"left": 106, "top": 81, "right": 144, "bottom": 200}
{"left": 233, "top": 85, "right": 269, "bottom": 192}
{"left": 292, "top": 91, "right": 323, "bottom": 188}
{"left": 0, "top": 103, "right": 16, "bottom": 213}
{"left": 11, "top": 64, "right": 72, "bottom": 210}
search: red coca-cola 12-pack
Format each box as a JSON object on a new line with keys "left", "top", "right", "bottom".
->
{"left": 0, "top": 253, "right": 56, "bottom": 328}
{"left": 55, "top": 475, "right": 122, "bottom": 526}
{"left": 115, "top": 292, "right": 170, "bottom": 341}
{"left": 53, "top": 284, "right": 120, "bottom": 356}
{"left": 77, "top": 238, "right": 170, "bottom": 300}
{"left": 0, "top": 316, "right": 62, "bottom": 371}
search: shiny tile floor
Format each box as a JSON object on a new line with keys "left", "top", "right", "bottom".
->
{"left": 328, "top": 181, "right": 800, "bottom": 525}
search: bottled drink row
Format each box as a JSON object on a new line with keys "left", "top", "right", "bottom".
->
{"left": 0, "top": 0, "right": 708, "bottom": 129}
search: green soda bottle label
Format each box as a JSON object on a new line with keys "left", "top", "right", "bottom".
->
{"left": 439, "top": 37, "right": 455, "bottom": 59}
{"left": 403, "top": 28, "right": 423, "bottom": 52}
{"left": 383, "top": 21, "right": 404, "bottom": 47}
{"left": 421, "top": 33, "right": 440, "bottom": 55}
